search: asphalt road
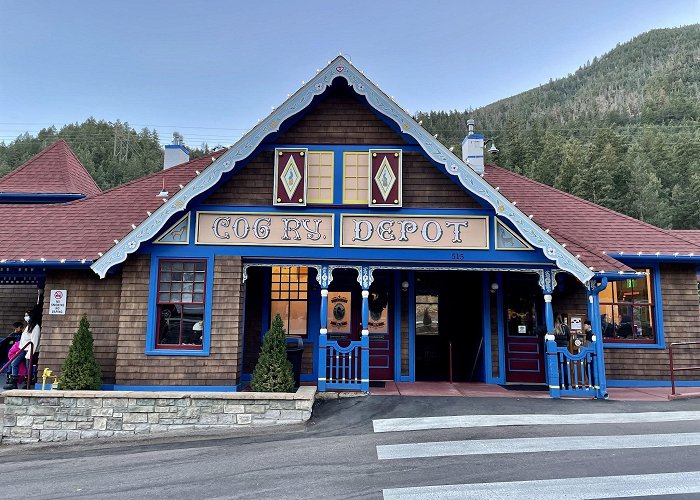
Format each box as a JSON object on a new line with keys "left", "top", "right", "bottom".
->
{"left": 3, "top": 395, "right": 700, "bottom": 499}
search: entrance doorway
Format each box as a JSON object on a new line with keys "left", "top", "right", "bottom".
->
{"left": 415, "top": 272, "right": 483, "bottom": 382}
{"left": 503, "top": 276, "right": 546, "bottom": 384}
{"left": 327, "top": 269, "right": 394, "bottom": 382}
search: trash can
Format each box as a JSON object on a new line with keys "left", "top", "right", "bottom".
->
{"left": 285, "top": 337, "right": 305, "bottom": 388}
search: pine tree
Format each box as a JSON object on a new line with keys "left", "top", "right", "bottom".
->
{"left": 59, "top": 314, "right": 102, "bottom": 390}
{"left": 251, "top": 314, "right": 295, "bottom": 392}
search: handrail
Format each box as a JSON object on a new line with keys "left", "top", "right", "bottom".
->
{"left": 1, "top": 340, "right": 34, "bottom": 389}
{"left": 669, "top": 341, "right": 700, "bottom": 396}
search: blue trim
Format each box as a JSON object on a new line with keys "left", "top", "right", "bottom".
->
{"left": 408, "top": 271, "right": 416, "bottom": 382}
{"left": 103, "top": 384, "right": 241, "bottom": 392}
{"left": 600, "top": 263, "right": 665, "bottom": 349}
{"left": 144, "top": 255, "right": 214, "bottom": 356}
{"left": 261, "top": 267, "right": 271, "bottom": 337}
{"left": 594, "top": 272, "right": 646, "bottom": 280}
{"left": 0, "top": 193, "right": 86, "bottom": 204}
{"left": 0, "top": 260, "right": 91, "bottom": 268}
{"left": 495, "top": 272, "right": 506, "bottom": 384}
{"left": 482, "top": 273, "right": 494, "bottom": 383}
{"left": 165, "top": 144, "right": 190, "bottom": 154}
{"left": 393, "top": 271, "right": 403, "bottom": 381}
{"left": 607, "top": 379, "right": 700, "bottom": 388}
{"left": 613, "top": 254, "right": 700, "bottom": 264}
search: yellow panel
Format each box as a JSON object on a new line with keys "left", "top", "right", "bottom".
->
{"left": 307, "top": 151, "right": 334, "bottom": 204}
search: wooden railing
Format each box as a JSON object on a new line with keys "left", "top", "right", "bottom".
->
{"left": 318, "top": 335, "right": 369, "bottom": 392}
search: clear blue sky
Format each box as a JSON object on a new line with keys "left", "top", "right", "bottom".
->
{"left": 1, "top": 0, "right": 698, "bottom": 148}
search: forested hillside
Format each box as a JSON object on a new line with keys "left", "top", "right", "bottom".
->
{"left": 0, "top": 120, "right": 209, "bottom": 190}
{"left": 417, "top": 24, "right": 700, "bottom": 229}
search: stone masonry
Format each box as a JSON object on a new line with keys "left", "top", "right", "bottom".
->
{"left": 1, "top": 386, "right": 315, "bottom": 444}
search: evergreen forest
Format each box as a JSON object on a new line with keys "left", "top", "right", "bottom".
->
{"left": 1, "top": 25, "right": 699, "bottom": 228}
{"left": 417, "top": 24, "right": 700, "bottom": 229}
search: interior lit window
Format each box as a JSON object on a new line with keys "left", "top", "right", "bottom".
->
{"left": 343, "top": 152, "right": 369, "bottom": 204}
{"left": 270, "top": 266, "right": 308, "bottom": 336}
{"left": 599, "top": 269, "right": 655, "bottom": 343}
{"left": 306, "top": 151, "right": 334, "bottom": 204}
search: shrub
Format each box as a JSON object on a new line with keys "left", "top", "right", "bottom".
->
{"left": 59, "top": 314, "right": 102, "bottom": 390}
{"left": 250, "top": 313, "right": 295, "bottom": 392}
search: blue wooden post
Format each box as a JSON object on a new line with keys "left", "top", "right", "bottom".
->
{"left": 317, "top": 265, "right": 332, "bottom": 392}
{"left": 360, "top": 288, "right": 370, "bottom": 392}
{"left": 539, "top": 270, "right": 558, "bottom": 398}
{"left": 587, "top": 278, "right": 608, "bottom": 399}
{"left": 545, "top": 334, "right": 561, "bottom": 398}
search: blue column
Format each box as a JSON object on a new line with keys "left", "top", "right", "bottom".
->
{"left": 539, "top": 270, "right": 558, "bottom": 398}
{"left": 317, "top": 265, "right": 332, "bottom": 392}
{"left": 360, "top": 266, "right": 370, "bottom": 392}
{"left": 587, "top": 278, "right": 608, "bottom": 399}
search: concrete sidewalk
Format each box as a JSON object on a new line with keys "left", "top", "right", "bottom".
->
{"left": 370, "top": 381, "right": 700, "bottom": 401}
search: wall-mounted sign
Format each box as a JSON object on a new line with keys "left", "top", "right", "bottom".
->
{"left": 49, "top": 289, "right": 67, "bottom": 315}
{"left": 340, "top": 215, "right": 488, "bottom": 249}
{"left": 570, "top": 317, "right": 582, "bottom": 331}
{"left": 196, "top": 212, "right": 334, "bottom": 247}
{"left": 327, "top": 292, "right": 351, "bottom": 334}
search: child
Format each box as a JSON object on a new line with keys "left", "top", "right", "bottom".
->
{"left": 1, "top": 321, "right": 24, "bottom": 372}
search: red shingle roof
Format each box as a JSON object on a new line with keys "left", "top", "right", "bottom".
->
{"left": 0, "top": 140, "right": 101, "bottom": 197}
{"left": 0, "top": 152, "right": 224, "bottom": 262}
{"left": 671, "top": 230, "right": 700, "bottom": 247}
{"left": 483, "top": 164, "right": 700, "bottom": 271}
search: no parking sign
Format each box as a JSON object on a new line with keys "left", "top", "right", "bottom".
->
{"left": 49, "top": 289, "right": 67, "bottom": 315}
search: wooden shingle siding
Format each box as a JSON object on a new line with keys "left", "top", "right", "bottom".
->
{"left": 403, "top": 152, "right": 482, "bottom": 209}
{"left": 0, "top": 285, "right": 38, "bottom": 331}
{"left": 203, "top": 151, "right": 274, "bottom": 206}
{"left": 275, "top": 83, "right": 404, "bottom": 145}
{"left": 114, "top": 254, "right": 244, "bottom": 386}
{"left": 40, "top": 270, "right": 122, "bottom": 384}
{"left": 605, "top": 264, "right": 700, "bottom": 380}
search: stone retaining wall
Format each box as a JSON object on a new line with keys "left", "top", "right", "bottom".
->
{"left": 1, "top": 386, "right": 316, "bottom": 444}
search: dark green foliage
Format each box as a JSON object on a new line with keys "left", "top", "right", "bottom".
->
{"left": 417, "top": 25, "right": 700, "bottom": 229}
{"left": 251, "top": 314, "right": 295, "bottom": 393}
{"left": 0, "top": 119, "right": 210, "bottom": 190}
{"left": 59, "top": 314, "right": 102, "bottom": 391}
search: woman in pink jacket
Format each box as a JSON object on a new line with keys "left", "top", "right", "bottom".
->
{"left": 3, "top": 307, "right": 40, "bottom": 390}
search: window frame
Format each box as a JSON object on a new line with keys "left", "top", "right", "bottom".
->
{"left": 146, "top": 256, "right": 214, "bottom": 356}
{"left": 601, "top": 264, "right": 666, "bottom": 349}
{"left": 270, "top": 266, "right": 309, "bottom": 337}
{"left": 342, "top": 152, "right": 370, "bottom": 205}
{"left": 306, "top": 151, "right": 334, "bottom": 204}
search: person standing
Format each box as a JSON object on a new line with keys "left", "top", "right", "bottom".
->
{"left": 3, "top": 307, "right": 41, "bottom": 390}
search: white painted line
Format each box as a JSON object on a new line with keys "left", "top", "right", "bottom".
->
{"left": 373, "top": 410, "right": 700, "bottom": 433}
{"left": 377, "top": 431, "right": 700, "bottom": 460}
{"left": 383, "top": 471, "right": 700, "bottom": 500}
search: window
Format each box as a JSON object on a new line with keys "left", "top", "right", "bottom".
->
{"left": 306, "top": 151, "right": 334, "bottom": 203}
{"left": 270, "top": 266, "right": 308, "bottom": 336}
{"left": 343, "top": 152, "right": 369, "bottom": 204}
{"left": 599, "top": 269, "right": 655, "bottom": 343}
{"left": 156, "top": 260, "right": 206, "bottom": 349}
{"left": 415, "top": 294, "right": 439, "bottom": 336}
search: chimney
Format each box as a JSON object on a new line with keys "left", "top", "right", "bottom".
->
{"left": 461, "top": 118, "right": 484, "bottom": 174}
{"left": 164, "top": 132, "right": 189, "bottom": 169}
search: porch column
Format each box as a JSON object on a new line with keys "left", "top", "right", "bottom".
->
{"left": 539, "top": 270, "right": 559, "bottom": 398}
{"left": 317, "top": 265, "right": 333, "bottom": 392}
{"left": 359, "top": 266, "right": 371, "bottom": 392}
{"left": 587, "top": 278, "right": 608, "bottom": 399}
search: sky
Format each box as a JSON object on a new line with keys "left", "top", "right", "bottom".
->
{"left": 1, "top": 0, "right": 699, "bottom": 149}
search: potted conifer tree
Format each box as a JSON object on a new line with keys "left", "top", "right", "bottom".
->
{"left": 251, "top": 314, "right": 295, "bottom": 392}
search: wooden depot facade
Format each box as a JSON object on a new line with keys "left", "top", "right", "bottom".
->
{"left": 1, "top": 57, "right": 699, "bottom": 397}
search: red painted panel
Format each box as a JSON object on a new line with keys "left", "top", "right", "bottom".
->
{"left": 274, "top": 149, "right": 306, "bottom": 205}
{"left": 370, "top": 150, "right": 401, "bottom": 207}
{"left": 505, "top": 335, "right": 545, "bottom": 383}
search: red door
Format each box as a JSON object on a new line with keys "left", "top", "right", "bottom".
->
{"left": 505, "top": 335, "right": 545, "bottom": 383}
{"left": 368, "top": 280, "right": 394, "bottom": 381}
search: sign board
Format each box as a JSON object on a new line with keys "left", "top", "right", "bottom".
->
{"left": 196, "top": 212, "right": 334, "bottom": 247}
{"left": 517, "top": 325, "right": 527, "bottom": 334}
{"left": 570, "top": 317, "right": 582, "bottom": 331}
{"left": 327, "top": 292, "right": 351, "bottom": 334}
{"left": 49, "top": 289, "right": 67, "bottom": 315}
{"left": 341, "top": 215, "right": 488, "bottom": 249}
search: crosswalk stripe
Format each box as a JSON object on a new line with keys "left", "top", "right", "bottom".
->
{"left": 382, "top": 471, "right": 700, "bottom": 500}
{"left": 373, "top": 410, "right": 700, "bottom": 433}
{"left": 377, "top": 431, "right": 700, "bottom": 460}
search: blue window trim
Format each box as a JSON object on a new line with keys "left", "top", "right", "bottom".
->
{"left": 145, "top": 255, "right": 214, "bottom": 356}
{"left": 602, "top": 262, "right": 665, "bottom": 350}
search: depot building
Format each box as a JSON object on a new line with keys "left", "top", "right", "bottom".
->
{"left": 1, "top": 57, "right": 699, "bottom": 397}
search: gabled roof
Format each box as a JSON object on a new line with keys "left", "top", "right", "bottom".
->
{"left": 0, "top": 153, "right": 224, "bottom": 262}
{"left": 0, "top": 140, "right": 101, "bottom": 197}
{"left": 484, "top": 165, "right": 700, "bottom": 272}
{"left": 92, "top": 56, "right": 594, "bottom": 282}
